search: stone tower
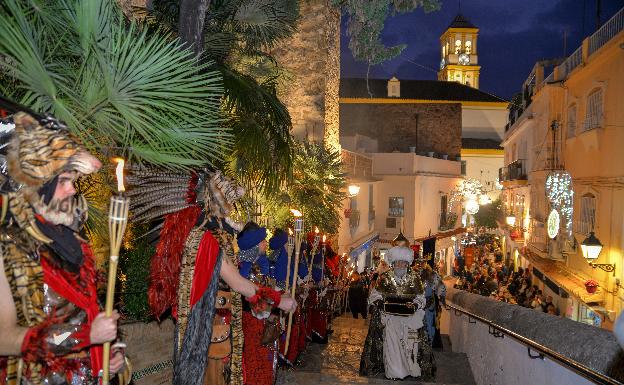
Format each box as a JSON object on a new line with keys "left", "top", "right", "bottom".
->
{"left": 271, "top": 0, "right": 341, "bottom": 153}
{"left": 437, "top": 14, "right": 481, "bottom": 89}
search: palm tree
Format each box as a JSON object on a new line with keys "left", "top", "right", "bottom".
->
{"left": 148, "top": 0, "right": 299, "bottom": 195}
{"left": 0, "top": 0, "right": 227, "bottom": 169}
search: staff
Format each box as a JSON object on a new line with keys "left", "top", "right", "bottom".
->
{"left": 102, "top": 159, "right": 130, "bottom": 385}
{"left": 283, "top": 209, "right": 303, "bottom": 356}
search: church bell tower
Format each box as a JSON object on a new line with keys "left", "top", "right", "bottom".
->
{"left": 438, "top": 14, "right": 481, "bottom": 89}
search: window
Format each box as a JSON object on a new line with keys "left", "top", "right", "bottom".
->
{"left": 455, "top": 39, "right": 461, "bottom": 54}
{"left": 577, "top": 193, "right": 596, "bottom": 235}
{"left": 583, "top": 89, "right": 603, "bottom": 131}
{"left": 388, "top": 197, "right": 404, "bottom": 217}
{"left": 386, "top": 217, "right": 397, "bottom": 228}
{"left": 567, "top": 104, "right": 576, "bottom": 138}
{"left": 465, "top": 40, "right": 472, "bottom": 54}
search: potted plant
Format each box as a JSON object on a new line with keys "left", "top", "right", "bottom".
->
{"left": 584, "top": 279, "right": 599, "bottom": 294}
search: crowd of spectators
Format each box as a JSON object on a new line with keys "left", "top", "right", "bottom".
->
{"left": 452, "top": 236, "right": 560, "bottom": 316}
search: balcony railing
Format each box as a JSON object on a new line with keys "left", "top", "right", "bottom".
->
{"left": 499, "top": 159, "right": 528, "bottom": 182}
{"left": 589, "top": 7, "right": 624, "bottom": 55}
{"left": 558, "top": 46, "right": 583, "bottom": 79}
{"left": 341, "top": 149, "right": 372, "bottom": 178}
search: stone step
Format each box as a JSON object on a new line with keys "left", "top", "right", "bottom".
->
{"left": 277, "top": 316, "right": 476, "bottom": 385}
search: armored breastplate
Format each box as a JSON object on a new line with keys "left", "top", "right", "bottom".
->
{"left": 376, "top": 270, "right": 424, "bottom": 299}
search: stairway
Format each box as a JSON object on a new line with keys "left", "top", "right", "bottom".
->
{"left": 277, "top": 316, "right": 475, "bottom": 385}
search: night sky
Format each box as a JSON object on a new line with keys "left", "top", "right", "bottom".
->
{"left": 340, "top": 0, "right": 624, "bottom": 100}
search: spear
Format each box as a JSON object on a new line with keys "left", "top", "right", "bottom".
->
{"left": 283, "top": 209, "right": 303, "bottom": 356}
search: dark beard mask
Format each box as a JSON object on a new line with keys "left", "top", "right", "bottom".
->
{"left": 34, "top": 176, "right": 87, "bottom": 230}
{"left": 33, "top": 176, "right": 86, "bottom": 273}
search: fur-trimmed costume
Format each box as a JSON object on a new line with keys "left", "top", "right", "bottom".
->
{"left": 0, "top": 112, "right": 106, "bottom": 384}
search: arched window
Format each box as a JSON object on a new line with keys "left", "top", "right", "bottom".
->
{"left": 584, "top": 88, "right": 603, "bottom": 131}
{"left": 455, "top": 39, "right": 461, "bottom": 54}
{"left": 577, "top": 193, "right": 596, "bottom": 235}
{"left": 465, "top": 40, "right": 472, "bottom": 54}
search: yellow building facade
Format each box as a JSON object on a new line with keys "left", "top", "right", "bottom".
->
{"left": 502, "top": 8, "right": 624, "bottom": 329}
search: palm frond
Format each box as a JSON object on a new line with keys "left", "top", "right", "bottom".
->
{"left": 0, "top": 0, "right": 229, "bottom": 169}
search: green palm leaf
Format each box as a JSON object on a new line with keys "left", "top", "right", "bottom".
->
{"left": 0, "top": 0, "right": 228, "bottom": 169}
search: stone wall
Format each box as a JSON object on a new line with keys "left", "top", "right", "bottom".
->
{"left": 340, "top": 103, "right": 462, "bottom": 157}
{"left": 121, "top": 319, "right": 174, "bottom": 385}
{"left": 271, "top": 0, "right": 340, "bottom": 147}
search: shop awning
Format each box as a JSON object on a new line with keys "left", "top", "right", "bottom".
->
{"left": 524, "top": 250, "right": 604, "bottom": 304}
{"left": 348, "top": 233, "right": 379, "bottom": 259}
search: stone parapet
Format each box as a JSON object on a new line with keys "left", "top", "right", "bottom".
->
{"left": 445, "top": 285, "right": 624, "bottom": 382}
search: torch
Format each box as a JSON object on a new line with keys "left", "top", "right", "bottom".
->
{"left": 102, "top": 159, "right": 130, "bottom": 385}
{"left": 321, "top": 235, "right": 326, "bottom": 283}
{"left": 284, "top": 209, "right": 303, "bottom": 356}
{"left": 285, "top": 228, "right": 294, "bottom": 293}
{"left": 307, "top": 227, "right": 321, "bottom": 279}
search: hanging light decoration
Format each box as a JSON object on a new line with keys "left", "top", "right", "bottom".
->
{"left": 478, "top": 194, "right": 491, "bottom": 205}
{"left": 465, "top": 198, "right": 479, "bottom": 215}
{"left": 545, "top": 172, "right": 573, "bottom": 236}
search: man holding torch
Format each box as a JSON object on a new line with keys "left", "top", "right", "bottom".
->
{"left": 0, "top": 113, "right": 126, "bottom": 384}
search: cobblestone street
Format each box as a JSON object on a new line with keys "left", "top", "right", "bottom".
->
{"left": 277, "top": 315, "right": 475, "bottom": 385}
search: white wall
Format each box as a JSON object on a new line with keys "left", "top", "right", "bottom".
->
{"left": 462, "top": 153, "right": 504, "bottom": 200}
{"left": 372, "top": 153, "right": 461, "bottom": 176}
{"left": 337, "top": 181, "right": 378, "bottom": 256}
{"left": 462, "top": 106, "right": 508, "bottom": 141}
{"left": 442, "top": 309, "right": 595, "bottom": 385}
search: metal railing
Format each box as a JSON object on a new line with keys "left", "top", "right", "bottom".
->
{"left": 589, "top": 7, "right": 624, "bottom": 55}
{"left": 499, "top": 159, "right": 527, "bottom": 182}
{"left": 445, "top": 302, "right": 624, "bottom": 385}
{"left": 559, "top": 46, "right": 583, "bottom": 79}
{"left": 341, "top": 149, "right": 373, "bottom": 178}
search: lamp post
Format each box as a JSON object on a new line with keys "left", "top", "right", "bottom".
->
{"left": 348, "top": 184, "right": 360, "bottom": 197}
{"left": 581, "top": 231, "right": 615, "bottom": 276}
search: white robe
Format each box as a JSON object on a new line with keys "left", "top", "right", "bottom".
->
{"left": 369, "top": 288, "right": 427, "bottom": 379}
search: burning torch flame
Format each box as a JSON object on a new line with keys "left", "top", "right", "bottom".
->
{"left": 289, "top": 228, "right": 294, "bottom": 236}
{"left": 314, "top": 226, "right": 319, "bottom": 234}
{"left": 114, "top": 158, "right": 125, "bottom": 192}
{"left": 290, "top": 208, "right": 302, "bottom": 217}
{"left": 322, "top": 235, "right": 326, "bottom": 243}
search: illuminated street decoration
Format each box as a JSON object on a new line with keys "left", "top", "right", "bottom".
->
{"left": 465, "top": 199, "right": 480, "bottom": 215}
{"left": 545, "top": 172, "right": 573, "bottom": 236}
{"left": 547, "top": 209, "right": 560, "bottom": 239}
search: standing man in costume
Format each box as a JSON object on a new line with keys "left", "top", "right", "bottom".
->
{"left": 360, "top": 246, "right": 435, "bottom": 380}
{"left": 0, "top": 113, "right": 127, "bottom": 384}
{"left": 128, "top": 169, "right": 296, "bottom": 385}
{"left": 421, "top": 264, "right": 446, "bottom": 347}
{"left": 237, "top": 222, "right": 283, "bottom": 385}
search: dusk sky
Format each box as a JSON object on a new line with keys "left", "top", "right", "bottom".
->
{"left": 340, "top": 0, "right": 624, "bottom": 100}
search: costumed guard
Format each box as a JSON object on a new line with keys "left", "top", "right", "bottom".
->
{"left": 360, "top": 246, "right": 435, "bottom": 380}
{"left": 308, "top": 240, "right": 328, "bottom": 343}
{"left": 237, "top": 222, "right": 282, "bottom": 385}
{"left": 0, "top": 113, "right": 128, "bottom": 384}
{"left": 421, "top": 264, "right": 446, "bottom": 347}
{"left": 127, "top": 168, "right": 296, "bottom": 385}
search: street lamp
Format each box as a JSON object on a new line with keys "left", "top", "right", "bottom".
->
{"left": 581, "top": 231, "right": 615, "bottom": 275}
{"left": 348, "top": 184, "right": 360, "bottom": 197}
{"left": 506, "top": 216, "right": 516, "bottom": 227}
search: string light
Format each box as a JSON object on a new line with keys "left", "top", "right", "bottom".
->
{"left": 545, "top": 172, "right": 573, "bottom": 236}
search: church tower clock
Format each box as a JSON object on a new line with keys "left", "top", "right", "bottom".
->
{"left": 438, "top": 14, "right": 481, "bottom": 89}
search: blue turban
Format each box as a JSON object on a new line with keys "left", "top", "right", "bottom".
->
{"left": 238, "top": 226, "right": 268, "bottom": 278}
{"left": 269, "top": 230, "right": 288, "bottom": 250}
{"left": 269, "top": 230, "right": 289, "bottom": 285}
{"left": 238, "top": 227, "right": 267, "bottom": 251}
